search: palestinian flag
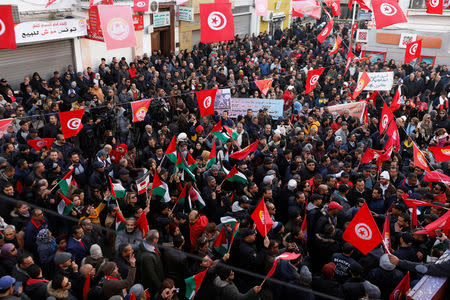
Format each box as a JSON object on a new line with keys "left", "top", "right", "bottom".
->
{"left": 176, "top": 184, "right": 187, "bottom": 206}
{"left": 185, "top": 270, "right": 207, "bottom": 300}
{"left": 224, "top": 165, "right": 248, "bottom": 183}
{"left": 115, "top": 211, "right": 126, "bottom": 231}
{"left": 213, "top": 227, "right": 228, "bottom": 256}
{"left": 186, "top": 152, "right": 198, "bottom": 171}
{"left": 229, "top": 222, "right": 240, "bottom": 247}
{"left": 211, "top": 120, "right": 238, "bottom": 142}
{"left": 188, "top": 187, "right": 206, "bottom": 210}
{"left": 136, "top": 171, "right": 150, "bottom": 195}
{"left": 176, "top": 151, "right": 196, "bottom": 182}
{"left": 206, "top": 141, "right": 217, "bottom": 170}
{"left": 58, "top": 169, "right": 77, "bottom": 196}
{"left": 109, "top": 177, "right": 126, "bottom": 200}
{"left": 57, "top": 193, "right": 74, "bottom": 216}
{"left": 165, "top": 136, "right": 177, "bottom": 163}
{"left": 150, "top": 172, "right": 170, "bottom": 202}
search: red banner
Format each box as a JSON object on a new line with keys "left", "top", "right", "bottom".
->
{"left": 133, "top": 14, "right": 144, "bottom": 31}
{"left": 87, "top": 6, "right": 104, "bottom": 41}
{"left": 99, "top": 5, "right": 137, "bottom": 50}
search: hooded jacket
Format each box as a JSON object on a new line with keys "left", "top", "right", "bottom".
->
{"left": 213, "top": 276, "right": 257, "bottom": 300}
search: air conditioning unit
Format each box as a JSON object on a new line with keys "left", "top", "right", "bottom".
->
{"left": 149, "top": 1, "right": 159, "bottom": 13}
{"left": 262, "top": 11, "right": 273, "bottom": 22}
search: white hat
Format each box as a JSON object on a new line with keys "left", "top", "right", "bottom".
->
{"left": 380, "top": 171, "right": 390, "bottom": 180}
{"left": 177, "top": 132, "right": 187, "bottom": 141}
{"left": 263, "top": 175, "right": 274, "bottom": 185}
{"left": 287, "top": 85, "right": 294, "bottom": 90}
{"left": 335, "top": 136, "right": 343, "bottom": 142}
{"left": 288, "top": 179, "right": 297, "bottom": 191}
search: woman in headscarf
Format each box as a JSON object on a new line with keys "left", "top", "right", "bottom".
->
{"left": 0, "top": 243, "right": 18, "bottom": 276}
{"left": 36, "top": 228, "right": 57, "bottom": 268}
{"left": 81, "top": 244, "right": 107, "bottom": 275}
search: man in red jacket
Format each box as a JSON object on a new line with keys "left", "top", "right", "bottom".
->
{"left": 189, "top": 210, "right": 209, "bottom": 248}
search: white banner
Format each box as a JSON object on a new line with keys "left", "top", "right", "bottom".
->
{"left": 325, "top": 101, "right": 366, "bottom": 122}
{"left": 15, "top": 19, "right": 87, "bottom": 44}
{"left": 229, "top": 98, "right": 283, "bottom": 118}
{"left": 358, "top": 72, "right": 394, "bottom": 91}
{"left": 215, "top": 89, "right": 231, "bottom": 114}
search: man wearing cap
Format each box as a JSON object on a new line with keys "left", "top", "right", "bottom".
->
{"left": 231, "top": 196, "right": 251, "bottom": 222}
{"left": 335, "top": 121, "right": 349, "bottom": 145}
{"left": 101, "top": 255, "right": 136, "bottom": 300}
{"left": 314, "top": 201, "right": 343, "bottom": 235}
{"left": 213, "top": 265, "right": 261, "bottom": 299}
{"left": 374, "top": 171, "right": 396, "bottom": 200}
{"left": 0, "top": 275, "right": 22, "bottom": 299}
{"left": 89, "top": 161, "right": 107, "bottom": 192}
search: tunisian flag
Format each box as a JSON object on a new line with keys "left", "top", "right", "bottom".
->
{"left": 317, "top": 19, "right": 334, "bottom": 43}
{"left": 0, "top": 5, "right": 17, "bottom": 49}
{"left": 385, "top": 121, "right": 400, "bottom": 150}
{"left": 133, "top": 0, "right": 149, "bottom": 12}
{"left": 372, "top": 0, "right": 407, "bottom": 29}
{"left": 266, "top": 252, "right": 301, "bottom": 278}
{"left": 251, "top": 197, "right": 273, "bottom": 237}
{"left": 390, "top": 272, "right": 410, "bottom": 300}
{"left": 59, "top": 109, "right": 85, "bottom": 139}
{"left": 325, "top": 0, "right": 341, "bottom": 16}
{"left": 229, "top": 139, "right": 259, "bottom": 160}
{"left": 426, "top": 0, "right": 443, "bottom": 14}
{"left": 390, "top": 89, "right": 402, "bottom": 111}
{"left": 306, "top": 67, "right": 325, "bottom": 94}
{"left": 200, "top": 3, "right": 234, "bottom": 43}
{"left": 292, "top": 0, "right": 322, "bottom": 19}
{"left": 343, "top": 202, "right": 382, "bottom": 255}
{"left": 329, "top": 35, "right": 342, "bottom": 55}
{"left": 405, "top": 40, "right": 422, "bottom": 64}
{"left": 352, "top": 71, "right": 370, "bottom": 99}
{"left": 27, "top": 138, "right": 55, "bottom": 151}
{"left": 382, "top": 214, "right": 391, "bottom": 252}
{"left": 255, "top": 79, "right": 273, "bottom": 95}
{"left": 131, "top": 99, "right": 151, "bottom": 122}
{"left": 344, "top": 51, "right": 356, "bottom": 75}
{"left": 98, "top": 5, "right": 137, "bottom": 50}
{"left": 413, "top": 142, "right": 430, "bottom": 172}
{"left": 424, "top": 171, "right": 450, "bottom": 185}
{"left": 428, "top": 146, "right": 450, "bottom": 163}
{"left": 255, "top": 0, "right": 268, "bottom": 16}
{"left": 415, "top": 211, "right": 450, "bottom": 235}
{"left": 361, "top": 148, "right": 383, "bottom": 163}
{"left": 196, "top": 89, "right": 217, "bottom": 117}
{"left": 379, "top": 103, "right": 394, "bottom": 133}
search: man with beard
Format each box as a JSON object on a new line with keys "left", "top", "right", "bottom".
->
{"left": 114, "top": 218, "right": 142, "bottom": 251}
{"left": 101, "top": 255, "right": 136, "bottom": 299}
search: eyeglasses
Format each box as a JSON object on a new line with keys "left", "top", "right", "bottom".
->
{"left": 10, "top": 247, "right": 16, "bottom": 252}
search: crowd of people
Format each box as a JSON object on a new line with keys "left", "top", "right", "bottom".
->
{"left": 0, "top": 19, "right": 449, "bottom": 300}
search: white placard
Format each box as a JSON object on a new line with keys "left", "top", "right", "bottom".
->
{"left": 399, "top": 33, "right": 417, "bottom": 48}
{"left": 358, "top": 72, "right": 394, "bottom": 91}
{"left": 15, "top": 19, "right": 87, "bottom": 44}
{"left": 228, "top": 98, "right": 283, "bottom": 118}
{"left": 154, "top": 12, "right": 171, "bottom": 28}
{"left": 179, "top": 7, "right": 194, "bottom": 22}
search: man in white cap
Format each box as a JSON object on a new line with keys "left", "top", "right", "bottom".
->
{"left": 374, "top": 171, "right": 396, "bottom": 199}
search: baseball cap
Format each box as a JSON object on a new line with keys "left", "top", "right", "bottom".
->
{"left": 241, "top": 228, "right": 256, "bottom": 238}
{"left": 0, "top": 276, "right": 15, "bottom": 290}
{"left": 335, "top": 136, "right": 343, "bottom": 142}
{"left": 380, "top": 171, "right": 390, "bottom": 180}
{"left": 329, "top": 201, "right": 343, "bottom": 210}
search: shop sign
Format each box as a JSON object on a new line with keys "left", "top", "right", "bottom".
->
{"left": 154, "top": 11, "right": 170, "bottom": 28}
{"left": 179, "top": 7, "right": 194, "bottom": 22}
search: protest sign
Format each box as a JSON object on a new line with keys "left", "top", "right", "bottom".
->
{"left": 359, "top": 72, "right": 394, "bottom": 91}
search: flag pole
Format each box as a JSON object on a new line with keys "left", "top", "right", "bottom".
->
{"left": 382, "top": 240, "right": 391, "bottom": 255}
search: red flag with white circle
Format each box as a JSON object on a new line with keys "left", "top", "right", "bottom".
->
{"left": 325, "top": 0, "right": 341, "bottom": 16}
{"left": 131, "top": 99, "right": 151, "bottom": 122}
{"left": 390, "top": 88, "right": 402, "bottom": 111}
{"left": 344, "top": 51, "right": 356, "bottom": 75}
{"left": 405, "top": 40, "right": 422, "bottom": 64}
{"left": 412, "top": 141, "right": 430, "bottom": 172}
{"left": 305, "top": 67, "right": 325, "bottom": 94}
{"left": 255, "top": 79, "right": 273, "bottom": 95}
{"left": 385, "top": 121, "right": 400, "bottom": 150}
{"left": 352, "top": 70, "right": 370, "bottom": 99}
{"left": 0, "top": 5, "right": 17, "bottom": 50}
{"left": 27, "top": 138, "right": 55, "bottom": 151}
{"left": 59, "top": 109, "right": 85, "bottom": 139}
{"left": 200, "top": 3, "right": 234, "bottom": 43}
{"left": 343, "top": 202, "right": 382, "bottom": 255}
{"left": 329, "top": 35, "right": 342, "bottom": 55}
{"left": 372, "top": 0, "right": 407, "bottom": 29}
{"left": 317, "top": 18, "right": 334, "bottom": 43}
{"left": 426, "top": 0, "right": 443, "bottom": 14}
{"left": 196, "top": 89, "right": 217, "bottom": 117}
{"left": 255, "top": 0, "right": 268, "bottom": 16}
{"left": 98, "top": 5, "right": 137, "bottom": 50}
{"left": 133, "top": 0, "right": 149, "bottom": 12}
{"left": 379, "top": 102, "right": 394, "bottom": 133}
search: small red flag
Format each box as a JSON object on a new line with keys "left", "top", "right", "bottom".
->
{"left": 251, "top": 197, "right": 274, "bottom": 237}
{"left": 379, "top": 103, "right": 394, "bottom": 133}
{"left": 329, "top": 35, "right": 342, "bottom": 55}
{"left": 361, "top": 148, "right": 384, "bottom": 163}
{"left": 317, "top": 19, "right": 334, "bottom": 43}
{"left": 130, "top": 291, "right": 136, "bottom": 300}
{"left": 0, "top": 6, "right": 16, "bottom": 49}
{"left": 344, "top": 51, "right": 356, "bottom": 75}
{"left": 412, "top": 142, "right": 430, "bottom": 172}
{"left": 266, "top": 252, "right": 301, "bottom": 278}
{"left": 415, "top": 211, "right": 450, "bottom": 235}
{"left": 196, "top": 89, "right": 217, "bottom": 117}
{"left": 355, "top": 0, "right": 371, "bottom": 10}
{"left": 405, "top": 40, "right": 422, "bottom": 64}
{"left": 389, "top": 272, "right": 410, "bottom": 300}
{"left": 59, "top": 109, "right": 85, "bottom": 139}
{"left": 27, "top": 138, "right": 55, "bottom": 151}
{"left": 136, "top": 211, "right": 149, "bottom": 238}
{"left": 229, "top": 139, "right": 259, "bottom": 160}
{"left": 382, "top": 214, "right": 391, "bottom": 252}
{"left": 426, "top": 0, "right": 443, "bottom": 14}
{"left": 255, "top": 79, "right": 273, "bottom": 96}
{"left": 133, "top": 0, "right": 149, "bottom": 12}
{"left": 131, "top": 99, "right": 151, "bottom": 122}
{"left": 428, "top": 146, "right": 450, "bottom": 163}
{"left": 376, "top": 147, "right": 393, "bottom": 170}
{"left": 325, "top": 0, "right": 341, "bottom": 16}
{"left": 305, "top": 67, "right": 325, "bottom": 94}
{"left": 16, "top": 180, "right": 23, "bottom": 195}
{"left": 343, "top": 202, "right": 382, "bottom": 255}
{"left": 385, "top": 121, "right": 400, "bottom": 151}
{"left": 372, "top": 0, "right": 407, "bottom": 29}
{"left": 200, "top": 3, "right": 235, "bottom": 43}
{"left": 364, "top": 91, "right": 379, "bottom": 107}
{"left": 83, "top": 273, "right": 90, "bottom": 300}
{"left": 390, "top": 89, "right": 402, "bottom": 111}
{"left": 352, "top": 71, "right": 371, "bottom": 99}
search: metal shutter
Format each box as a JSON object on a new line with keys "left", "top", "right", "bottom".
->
{"left": 192, "top": 30, "right": 201, "bottom": 47}
{"left": 233, "top": 14, "right": 251, "bottom": 38}
{"left": 0, "top": 39, "right": 75, "bottom": 90}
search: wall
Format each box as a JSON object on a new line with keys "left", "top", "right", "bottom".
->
{"left": 259, "top": 0, "right": 291, "bottom": 33}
